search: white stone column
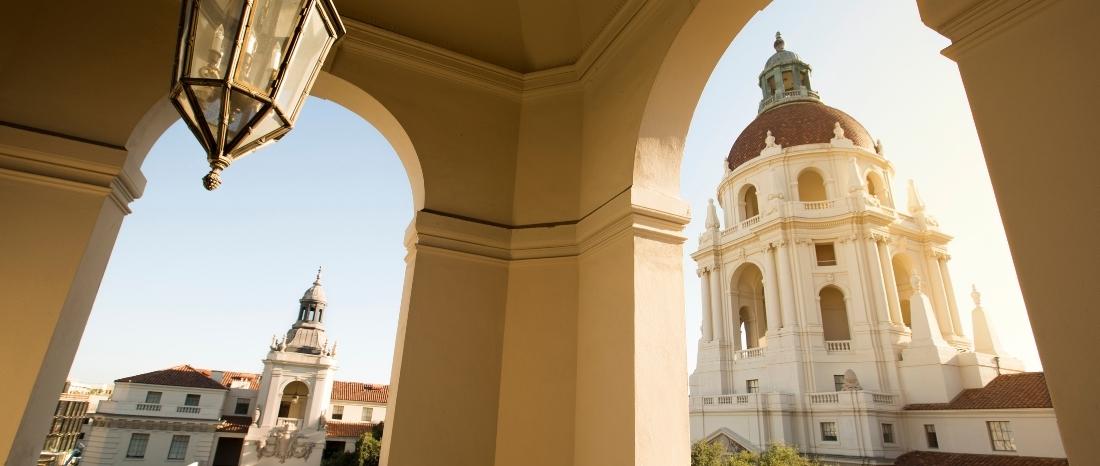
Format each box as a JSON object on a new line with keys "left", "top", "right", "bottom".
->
{"left": 924, "top": 250, "right": 958, "bottom": 338}
{"left": 709, "top": 265, "right": 724, "bottom": 342}
{"left": 861, "top": 237, "right": 890, "bottom": 325}
{"left": 699, "top": 268, "right": 713, "bottom": 341}
{"left": 937, "top": 255, "right": 965, "bottom": 337}
{"left": 762, "top": 247, "right": 782, "bottom": 334}
{"left": 876, "top": 240, "right": 904, "bottom": 325}
{"left": 776, "top": 241, "right": 797, "bottom": 330}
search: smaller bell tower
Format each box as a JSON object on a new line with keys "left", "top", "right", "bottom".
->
{"left": 242, "top": 269, "right": 338, "bottom": 466}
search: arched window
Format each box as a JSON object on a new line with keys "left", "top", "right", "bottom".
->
{"left": 819, "top": 286, "right": 850, "bottom": 341}
{"left": 278, "top": 381, "right": 310, "bottom": 420}
{"left": 740, "top": 185, "right": 760, "bottom": 220}
{"left": 797, "top": 169, "right": 827, "bottom": 201}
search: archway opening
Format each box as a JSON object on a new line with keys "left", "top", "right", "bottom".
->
{"left": 731, "top": 263, "right": 768, "bottom": 349}
{"left": 279, "top": 381, "right": 310, "bottom": 420}
{"left": 740, "top": 185, "right": 760, "bottom": 220}
{"left": 892, "top": 254, "right": 916, "bottom": 328}
{"left": 866, "top": 171, "right": 888, "bottom": 205}
{"left": 819, "top": 286, "right": 850, "bottom": 341}
{"left": 797, "top": 169, "right": 827, "bottom": 202}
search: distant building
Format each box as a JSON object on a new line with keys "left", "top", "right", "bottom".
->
{"left": 37, "top": 392, "right": 89, "bottom": 466}
{"left": 79, "top": 272, "right": 387, "bottom": 466}
{"left": 688, "top": 33, "right": 1066, "bottom": 465}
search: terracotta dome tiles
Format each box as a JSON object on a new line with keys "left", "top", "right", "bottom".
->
{"left": 727, "top": 101, "right": 875, "bottom": 171}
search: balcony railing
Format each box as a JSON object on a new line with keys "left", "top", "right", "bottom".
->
{"left": 733, "top": 347, "right": 764, "bottom": 360}
{"left": 806, "top": 390, "right": 898, "bottom": 407}
{"left": 277, "top": 417, "right": 302, "bottom": 430}
{"left": 825, "top": 340, "right": 851, "bottom": 352}
{"left": 739, "top": 215, "right": 762, "bottom": 229}
{"left": 797, "top": 200, "right": 836, "bottom": 210}
{"left": 176, "top": 406, "right": 200, "bottom": 414}
{"left": 135, "top": 403, "right": 161, "bottom": 412}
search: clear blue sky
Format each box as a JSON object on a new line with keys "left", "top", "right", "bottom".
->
{"left": 69, "top": 0, "right": 1040, "bottom": 385}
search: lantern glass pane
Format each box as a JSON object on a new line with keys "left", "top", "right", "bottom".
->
{"left": 274, "top": 4, "right": 331, "bottom": 121}
{"left": 189, "top": 0, "right": 246, "bottom": 79}
{"left": 235, "top": 0, "right": 306, "bottom": 93}
{"left": 173, "top": 89, "right": 203, "bottom": 146}
{"left": 225, "top": 90, "right": 266, "bottom": 152}
{"left": 189, "top": 84, "right": 227, "bottom": 149}
{"left": 236, "top": 108, "right": 287, "bottom": 151}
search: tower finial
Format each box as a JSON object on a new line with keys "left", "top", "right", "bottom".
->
{"left": 314, "top": 266, "right": 322, "bottom": 285}
{"left": 971, "top": 284, "right": 981, "bottom": 307}
{"left": 774, "top": 31, "right": 785, "bottom": 52}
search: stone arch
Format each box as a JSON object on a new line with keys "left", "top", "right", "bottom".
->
{"left": 631, "top": 0, "right": 766, "bottom": 197}
{"left": 739, "top": 183, "right": 760, "bottom": 221}
{"left": 279, "top": 380, "right": 310, "bottom": 420}
{"left": 124, "top": 71, "right": 425, "bottom": 211}
{"left": 730, "top": 261, "right": 768, "bottom": 348}
{"left": 796, "top": 166, "right": 828, "bottom": 202}
{"left": 819, "top": 285, "right": 850, "bottom": 341}
{"left": 864, "top": 169, "right": 888, "bottom": 205}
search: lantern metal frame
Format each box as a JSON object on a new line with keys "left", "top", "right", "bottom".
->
{"left": 169, "top": 0, "right": 345, "bottom": 190}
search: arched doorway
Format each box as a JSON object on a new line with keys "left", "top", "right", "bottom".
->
{"left": 819, "top": 286, "right": 850, "bottom": 341}
{"left": 278, "top": 381, "right": 310, "bottom": 420}
{"left": 797, "top": 169, "right": 827, "bottom": 202}
{"left": 731, "top": 263, "right": 768, "bottom": 350}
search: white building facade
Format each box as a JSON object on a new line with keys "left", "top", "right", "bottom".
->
{"left": 80, "top": 272, "right": 387, "bottom": 466}
{"left": 688, "top": 34, "right": 1065, "bottom": 465}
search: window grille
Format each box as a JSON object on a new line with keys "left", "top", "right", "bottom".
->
{"left": 167, "top": 435, "right": 190, "bottom": 460}
{"left": 820, "top": 422, "right": 838, "bottom": 441}
{"left": 987, "top": 421, "right": 1016, "bottom": 451}
{"left": 126, "top": 433, "right": 149, "bottom": 458}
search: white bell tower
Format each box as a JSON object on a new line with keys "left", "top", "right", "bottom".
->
{"left": 242, "top": 269, "right": 338, "bottom": 466}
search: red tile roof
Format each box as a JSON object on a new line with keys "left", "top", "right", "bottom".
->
{"left": 198, "top": 369, "right": 261, "bottom": 390}
{"left": 114, "top": 365, "right": 228, "bottom": 390}
{"left": 894, "top": 451, "right": 1067, "bottom": 466}
{"left": 728, "top": 100, "right": 875, "bottom": 171}
{"left": 906, "top": 373, "right": 1052, "bottom": 411}
{"left": 331, "top": 381, "right": 388, "bottom": 403}
{"left": 217, "top": 415, "right": 252, "bottom": 433}
{"left": 326, "top": 421, "right": 375, "bottom": 438}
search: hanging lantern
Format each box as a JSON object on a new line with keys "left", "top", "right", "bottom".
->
{"left": 170, "top": 0, "right": 345, "bottom": 190}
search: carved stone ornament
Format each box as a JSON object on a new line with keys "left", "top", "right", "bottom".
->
{"left": 764, "top": 130, "right": 777, "bottom": 148}
{"left": 256, "top": 426, "right": 315, "bottom": 463}
{"left": 832, "top": 122, "right": 845, "bottom": 140}
{"left": 841, "top": 369, "right": 862, "bottom": 391}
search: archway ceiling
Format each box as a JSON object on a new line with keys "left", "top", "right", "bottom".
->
{"left": 0, "top": 0, "right": 637, "bottom": 147}
{"left": 335, "top": 0, "right": 630, "bottom": 72}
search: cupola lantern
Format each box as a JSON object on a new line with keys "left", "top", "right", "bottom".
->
{"left": 170, "top": 0, "right": 345, "bottom": 190}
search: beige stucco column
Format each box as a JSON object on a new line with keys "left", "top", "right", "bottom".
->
{"left": 699, "top": 268, "right": 713, "bottom": 341}
{"left": 923, "top": 249, "right": 958, "bottom": 339}
{"left": 936, "top": 254, "right": 965, "bottom": 337}
{"left": 918, "top": 1, "right": 1099, "bottom": 460}
{"left": 875, "top": 239, "right": 903, "bottom": 325}
{"left": 762, "top": 246, "right": 782, "bottom": 333}
{"left": 775, "top": 241, "right": 797, "bottom": 330}
{"left": 861, "top": 237, "right": 891, "bottom": 325}
{"left": 0, "top": 126, "right": 142, "bottom": 465}
{"left": 708, "top": 265, "right": 724, "bottom": 342}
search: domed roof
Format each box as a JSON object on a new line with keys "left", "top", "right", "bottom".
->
{"left": 301, "top": 268, "right": 326, "bottom": 302}
{"left": 726, "top": 101, "right": 875, "bottom": 171}
{"left": 764, "top": 50, "right": 802, "bottom": 69}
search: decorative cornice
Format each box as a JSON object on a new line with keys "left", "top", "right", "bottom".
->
{"left": 934, "top": 0, "right": 1056, "bottom": 60}
{"left": 0, "top": 123, "right": 141, "bottom": 214}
